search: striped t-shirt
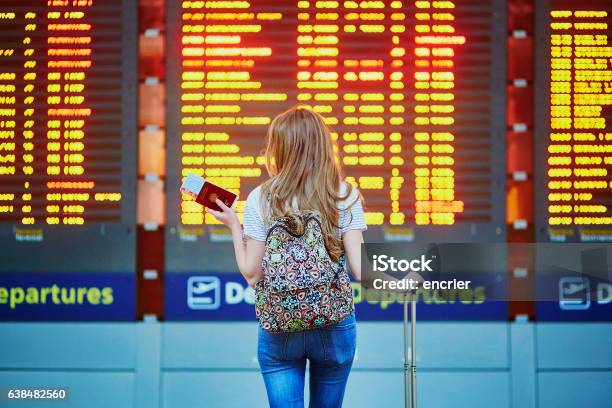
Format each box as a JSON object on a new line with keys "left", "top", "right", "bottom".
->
{"left": 242, "top": 182, "right": 367, "bottom": 241}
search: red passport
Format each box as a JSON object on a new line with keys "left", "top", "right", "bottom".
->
{"left": 181, "top": 173, "right": 237, "bottom": 212}
{"left": 195, "top": 181, "right": 237, "bottom": 211}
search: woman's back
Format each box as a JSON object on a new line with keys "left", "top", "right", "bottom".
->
{"left": 243, "top": 181, "right": 366, "bottom": 243}
{"left": 208, "top": 105, "right": 367, "bottom": 408}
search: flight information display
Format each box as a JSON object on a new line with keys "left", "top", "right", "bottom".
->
{"left": 0, "top": 1, "right": 137, "bottom": 272}
{"left": 166, "top": 0, "right": 506, "bottom": 272}
{"left": 535, "top": 0, "right": 612, "bottom": 243}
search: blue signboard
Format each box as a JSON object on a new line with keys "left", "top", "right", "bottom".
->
{"left": 536, "top": 275, "right": 612, "bottom": 321}
{"left": 0, "top": 273, "right": 135, "bottom": 321}
{"left": 165, "top": 272, "right": 508, "bottom": 321}
{"left": 535, "top": 245, "right": 612, "bottom": 321}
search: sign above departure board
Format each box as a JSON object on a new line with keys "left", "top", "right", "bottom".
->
{"left": 166, "top": 0, "right": 506, "bottom": 272}
{"left": 535, "top": 0, "right": 612, "bottom": 243}
{"left": 0, "top": 1, "right": 136, "bottom": 272}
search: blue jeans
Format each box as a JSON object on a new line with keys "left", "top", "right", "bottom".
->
{"left": 257, "top": 313, "right": 356, "bottom": 408}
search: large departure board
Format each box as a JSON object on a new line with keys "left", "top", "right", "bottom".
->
{"left": 0, "top": 1, "right": 137, "bottom": 272}
{"left": 166, "top": 0, "right": 506, "bottom": 272}
{"left": 535, "top": 0, "right": 612, "bottom": 243}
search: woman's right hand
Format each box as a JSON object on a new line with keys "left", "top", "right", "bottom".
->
{"left": 208, "top": 199, "right": 241, "bottom": 232}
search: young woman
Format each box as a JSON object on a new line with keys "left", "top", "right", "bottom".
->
{"left": 209, "top": 105, "right": 367, "bottom": 408}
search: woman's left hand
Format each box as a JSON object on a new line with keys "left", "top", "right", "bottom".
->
{"left": 208, "top": 199, "right": 240, "bottom": 231}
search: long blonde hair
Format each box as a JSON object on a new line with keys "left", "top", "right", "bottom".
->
{"left": 260, "top": 105, "right": 359, "bottom": 261}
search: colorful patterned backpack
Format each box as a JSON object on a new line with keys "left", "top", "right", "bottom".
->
{"left": 254, "top": 212, "right": 354, "bottom": 332}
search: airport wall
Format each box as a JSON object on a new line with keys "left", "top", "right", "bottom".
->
{"left": 1, "top": 321, "right": 611, "bottom": 408}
